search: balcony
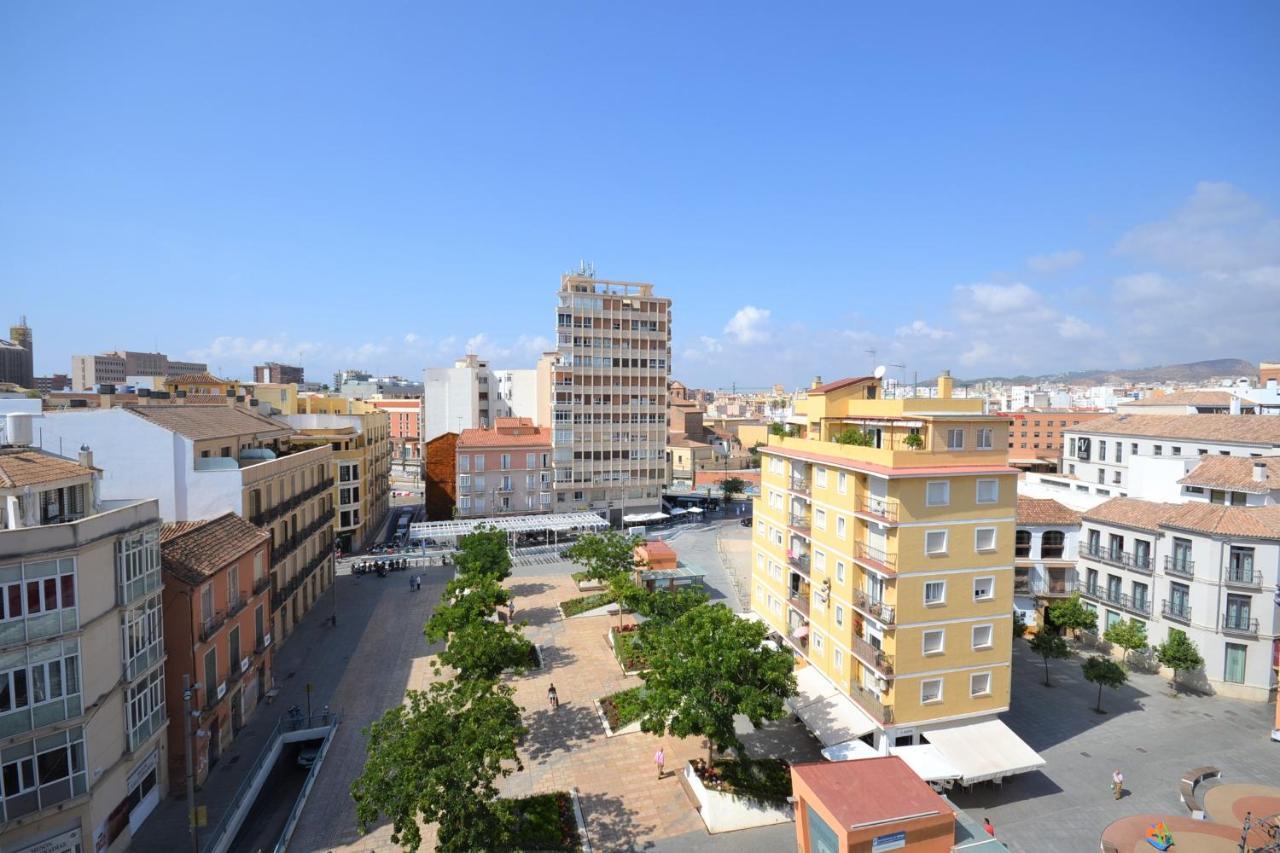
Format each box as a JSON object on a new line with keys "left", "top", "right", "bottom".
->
{"left": 1081, "top": 545, "right": 1153, "bottom": 575}
{"left": 1164, "top": 555, "right": 1194, "bottom": 579}
{"left": 1031, "top": 573, "right": 1077, "bottom": 598}
{"left": 1221, "top": 613, "right": 1259, "bottom": 637}
{"left": 199, "top": 610, "right": 226, "bottom": 642}
{"left": 1224, "top": 566, "right": 1262, "bottom": 589}
{"left": 853, "top": 541, "right": 897, "bottom": 576}
{"left": 788, "top": 513, "right": 811, "bottom": 537}
{"left": 847, "top": 681, "right": 894, "bottom": 725}
{"left": 1081, "top": 582, "right": 1151, "bottom": 617}
{"left": 227, "top": 593, "right": 249, "bottom": 618}
{"left": 1161, "top": 599, "right": 1192, "bottom": 624}
{"left": 850, "top": 634, "right": 894, "bottom": 677}
{"left": 854, "top": 496, "right": 899, "bottom": 525}
{"left": 788, "top": 590, "right": 811, "bottom": 619}
{"left": 787, "top": 477, "right": 810, "bottom": 498}
{"left": 850, "top": 588, "right": 895, "bottom": 627}
{"left": 787, "top": 552, "right": 811, "bottom": 579}
{"left": 253, "top": 575, "right": 272, "bottom": 595}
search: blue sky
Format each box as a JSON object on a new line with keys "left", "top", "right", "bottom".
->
{"left": 3, "top": 2, "right": 1278, "bottom": 388}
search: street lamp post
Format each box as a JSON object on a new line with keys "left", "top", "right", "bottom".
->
{"left": 183, "top": 674, "right": 199, "bottom": 853}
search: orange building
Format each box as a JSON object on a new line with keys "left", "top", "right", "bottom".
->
{"left": 161, "top": 513, "right": 274, "bottom": 786}
{"left": 1000, "top": 409, "right": 1109, "bottom": 471}
{"left": 370, "top": 397, "right": 422, "bottom": 464}
{"left": 791, "top": 757, "right": 955, "bottom": 853}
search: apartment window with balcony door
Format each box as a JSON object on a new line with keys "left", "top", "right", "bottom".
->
{"left": 1086, "top": 567, "right": 1099, "bottom": 593}
{"left": 969, "top": 672, "right": 992, "bottom": 697}
{"left": 922, "top": 629, "right": 944, "bottom": 655}
{"left": 474, "top": 455, "right": 485, "bottom": 472}
{"left": 925, "top": 530, "right": 947, "bottom": 555}
{"left": 255, "top": 605, "right": 265, "bottom": 648}
{"left": 1133, "top": 540, "right": 1151, "bottom": 570}
{"left": 1108, "top": 534, "right": 1123, "bottom": 561}
{"left": 921, "top": 679, "right": 942, "bottom": 704}
{"left": 200, "top": 585, "right": 214, "bottom": 625}
{"left": 500, "top": 454, "right": 511, "bottom": 470}
{"left": 229, "top": 625, "right": 241, "bottom": 671}
{"left": 926, "top": 481, "right": 950, "bottom": 506}
{"left": 947, "top": 429, "right": 964, "bottom": 450}
{"left": 526, "top": 453, "right": 536, "bottom": 468}
{"left": 1224, "top": 643, "right": 1247, "bottom": 683}
{"left": 1086, "top": 528, "right": 1100, "bottom": 555}
{"left": 976, "top": 479, "right": 999, "bottom": 504}
{"left": 972, "top": 624, "right": 993, "bottom": 649}
{"left": 973, "top": 576, "right": 995, "bottom": 601}
{"left": 1225, "top": 594, "right": 1252, "bottom": 631}
{"left": 924, "top": 580, "right": 946, "bottom": 606}
{"left": 1228, "top": 546, "right": 1255, "bottom": 583}
{"left": 836, "top": 516, "right": 846, "bottom": 539}
{"left": 228, "top": 566, "right": 240, "bottom": 606}
{"left": 837, "top": 472, "right": 847, "bottom": 494}
{"left": 203, "top": 648, "right": 218, "bottom": 702}
{"left": 1015, "top": 530, "right": 1031, "bottom": 558}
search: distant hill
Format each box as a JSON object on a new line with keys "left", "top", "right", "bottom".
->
{"left": 964, "top": 358, "right": 1256, "bottom": 386}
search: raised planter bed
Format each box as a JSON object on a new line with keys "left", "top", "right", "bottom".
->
{"left": 503, "top": 790, "right": 585, "bottom": 851}
{"left": 559, "top": 593, "right": 617, "bottom": 619}
{"left": 682, "top": 759, "right": 793, "bottom": 834}
{"left": 594, "top": 686, "right": 645, "bottom": 737}
{"left": 608, "top": 625, "right": 647, "bottom": 674}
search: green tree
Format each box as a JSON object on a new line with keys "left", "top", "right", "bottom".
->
{"left": 719, "top": 476, "right": 747, "bottom": 502}
{"left": 453, "top": 527, "right": 512, "bottom": 583}
{"left": 621, "top": 583, "right": 709, "bottom": 625}
{"left": 352, "top": 680, "right": 526, "bottom": 853}
{"left": 1048, "top": 593, "right": 1098, "bottom": 637}
{"left": 563, "top": 531, "right": 643, "bottom": 584}
{"left": 1028, "top": 631, "right": 1071, "bottom": 686}
{"left": 748, "top": 441, "right": 765, "bottom": 457}
{"left": 768, "top": 422, "right": 788, "bottom": 438}
{"left": 424, "top": 575, "right": 511, "bottom": 644}
{"left": 1012, "top": 610, "right": 1027, "bottom": 640}
{"left": 1102, "top": 618, "right": 1148, "bottom": 669}
{"left": 437, "top": 618, "right": 534, "bottom": 681}
{"left": 637, "top": 604, "right": 796, "bottom": 764}
{"left": 1156, "top": 629, "right": 1204, "bottom": 694}
{"left": 1081, "top": 655, "right": 1127, "bottom": 713}
{"left": 833, "top": 428, "right": 874, "bottom": 446}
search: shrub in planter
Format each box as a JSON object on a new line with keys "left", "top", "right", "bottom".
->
{"left": 689, "top": 757, "right": 791, "bottom": 806}
{"left": 599, "top": 686, "right": 646, "bottom": 730}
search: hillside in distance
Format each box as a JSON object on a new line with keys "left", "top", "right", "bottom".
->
{"left": 965, "top": 358, "right": 1255, "bottom": 386}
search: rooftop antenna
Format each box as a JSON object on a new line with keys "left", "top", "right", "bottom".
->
{"left": 866, "top": 349, "right": 877, "bottom": 374}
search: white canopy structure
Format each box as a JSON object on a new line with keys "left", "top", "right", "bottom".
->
{"left": 408, "top": 512, "right": 609, "bottom": 544}
{"left": 820, "top": 739, "right": 880, "bottom": 762}
{"left": 888, "top": 744, "right": 962, "bottom": 783}
{"left": 686, "top": 506, "right": 704, "bottom": 514}
{"left": 622, "top": 512, "right": 669, "bottom": 524}
{"left": 922, "top": 720, "right": 1045, "bottom": 784}
{"left": 789, "top": 667, "right": 878, "bottom": 746}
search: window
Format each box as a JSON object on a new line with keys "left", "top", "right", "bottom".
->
{"left": 473, "top": 454, "right": 485, "bottom": 472}
{"left": 977, "top": 427, "right": 993, "bottom": 449}
{"left": 812, "top": 632, "right": 825, "bottom": 652}
{"left": 975, "top": 527, "right": 997, "bottom": 552}
{"left": 1153, "top": 445, "right": 1163, "bottom": 456}
{"left": 926, "top": 481, "right": 950, "bottom": 507}
{"left": 122, "top": 595, "right": 163, "bottom": 681}
{"left": 835, "top": 562, "right": 846, "bottom": 584}
{"left": 947, "top": 429, "right": 964, "bottom": 450}
{"left": 126, "top": 666, "right": 166, "bottom": 751}
{"left": 924, "top": 580, "right": 946, "bottom": 605}
{"left": 973, "top": 576, "right": 995, "bottom": 600}
{"left": 1041, "top": 530, "right": 1065, "bottom": 559}
{"left": 815, "top": 467, "right": 828, "bottom": 488}
{"left": 837, "top": 472, "right": 847, "bottom": 494}
{"left": 1015, "top": 529, "right": 1031, "bottom": 558}
{"left": 457, "top": 454, "right": 469, "bottom": 473}
{"left": 500, "top": 453, "right": 510, "bottom": 470}
{"left": 836, "top": 516, "right": 847, "bottom": 539}
{"left": 1224, "top": 643, "right": 1247, "bottom": 684}
{"left": 1115, "top": 443, "right": 1122, "bottom": 463}
{"left": 1068, "top": 437, "right": 1077, "bottom": 457}
{"left": 814, "top": 509, "right": 827, "bottom": 530}
{"left": 921, "top": 679, "right": 943, "bottom": 704}
{"left": 526, "top": 452, "right": 536, "bottom": 468}
{"left": 1113, "top": 471, "right": 1122, "bottom": 484}
{"left": 117, "top": 529, "right": 161, "bottom": 605}
{"left": 1098, "top": 440, "right": 1107, "bottom": 462}
{"left": 203, "top": 648, "right": 218, "bottom": 706}
{"left": 833, "top": 648, "right": 843, "bottom": 672}
{"left": 969, "top": 672, "right": 992, "bottom": 697}
{"left": 922, "top": 629, "right": 944, "bottom": 655}
{"left": 976, "top": 479, "right": 999, "bottom": 504}
{"left": 1172, "top": 446, "right": 1181, "bottom": 456}
{"left": 972, "top": 624, "right": 994, "bottom": 649}
{"left": 925, "top": 530, "right": 947, "bottom": 555}
{"left": 835, "top": 605, "right": 845, "bottom": 627}
{"left": 814, "top": 550, "right": 826, "bottom": 572}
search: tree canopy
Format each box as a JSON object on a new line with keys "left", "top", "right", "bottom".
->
{"left": 352, "top": 680, "right": 526, "bottom": 853}
{"left": 1028, "top": 631, "right": 1070, "bottom": 686}
{"left": 452, "top": 527, "right": 512, "bottom": 583}
{"left": 1102, "top": 618, "right": 1148, "bottom": 668}
{"left": 425, "top": 574, "right": 512, "bottom": 644}
{"left": 1156, "top": 629, "right": 1204, "bottom": 692}
{"left": 1048, "top": 593, "right": 1098, "bottom": 635}
{"left": 832, "top": 428, "right": 874, "bottom": 446}
{"left": 719, "top": 477, "right": 747, "bottom": 501}
{"left": 637, "top": 604, "right": 796, "bottom": 763}
{"left": 1081, "top": 655, "right": 1127, "bottom": 713}
{"left": 563, "top": 531, "right": 643, "bottom": 583}
{"left": 436, "top": 618, "right": 534, "bottom": 682}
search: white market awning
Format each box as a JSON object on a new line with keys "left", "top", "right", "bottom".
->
{"left": 923, "top": 719, "right": 1045, "bottom": 784}
{"left": 820, "top": 739, "right": 881, "bottom": 762}
{"left": 686, "top": 506, "right": 704, "bottom": 514}
{"left": 409, "top": 512, "right": 609, "bottom": 542}
{"left": 889, "top": 744, "right": 962, "bottom": 782}
{"left": 789, "top": 667, "right": 878, "bottom": 747}
{"left": 667, "top": 507, "right": 688, "bottom": 516}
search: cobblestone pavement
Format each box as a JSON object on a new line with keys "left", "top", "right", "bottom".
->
{"left": 950, "top": 639, "right": 1279, "bottom": 853}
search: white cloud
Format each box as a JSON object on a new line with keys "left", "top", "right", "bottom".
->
{"left": 1113, "top": 272, "right": 1170, "bottom": 302}
{"left": 723, "top": 305, "right": 772, "bottom": 344}
{"left": 1027, "top": 249, "right": 1084, "bottom": 274}
{"left": 1115, "top": 181, "right": 1280, "bottom": 271}
{"left": 403, "top": 332, "right": 420, "bottom": 344}
{"left": 959, "top": 340, "right": 996, "bottom": 367}
{"left": 1055, "top": 315, "right": 1099, "bottom": 340}
{"left": 956, "top": 282, "right": 1040, "bottom": 314}
{"left": 895, "top": 320, "right": 951, "bottom": 340}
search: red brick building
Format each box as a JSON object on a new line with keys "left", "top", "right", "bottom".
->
{"left": 1000, "top": 409, "right": 1109, "bottom": 470}
{"left": 422, "top": 432, "right": 459, "bottom": 520}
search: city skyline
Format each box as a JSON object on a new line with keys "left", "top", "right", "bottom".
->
{"left": 4, "top": 3, "right": 1278, "bottom": 386}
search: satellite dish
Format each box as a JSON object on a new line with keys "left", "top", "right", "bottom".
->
{"left": 873, "top": 365, "right": 887, "bottom": 379}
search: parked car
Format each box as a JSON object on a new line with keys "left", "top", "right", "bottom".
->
{"left": 297, "top": 744, "right": 320, "bottom": 769}
{"left": 739, "top": 516, "right": 753, "bottom": 527}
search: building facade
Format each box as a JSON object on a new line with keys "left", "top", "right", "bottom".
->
{"left": 0, "top": 439, "right": 168, "bottom": 853}
{"left": 455, "top": 418, "right": 552, "bottom": 517}
{"left": 551, "top": 273, "right": 671, "bottom": 524}
{"left": 253, "top": 362, "right": 304, "bottom": 385}
{"left": 1000, "top": 409, "right": 1108, "bottom": 470}
{"left": 422, "top": 432, "right": 459, "bottom": 521}
{"left": 1013, "top": 496, "right": 1082, "bottom": 626}
{"left": 70, "top": 352, "right": 209, "bottom": 392}
{"left": 160, "top": 513, "right": 273, "bottom": 787}
{"left": 0, "top": 318, "right": 34, "bottom": 389}
{"left": 752, "top": 374, "right": 1025, "bottom": 755}
{"left": 368, "top": 397, "right": 422, "bottom": 466}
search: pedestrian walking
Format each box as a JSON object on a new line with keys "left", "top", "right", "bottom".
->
{"left": 408, "top": 574, "right": 414, "bottom": 592}
{"left": 547, "top": 683, "right": 559, "bottom": 709}
{"left": 983, "top": 818, "right": 995, "bottom": 837}
{"left": 654, "top": 746, "right": 666, "bottom": 779}
{"left": 508, "top": 599, "right": 516, "bottom": 624}
{"left": 1112, "top": 769, "right": 1124, "bottom": 800}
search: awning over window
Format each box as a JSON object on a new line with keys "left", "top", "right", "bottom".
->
{"left": 790, "top": 667, "right": 878, "bottom": 746}
{"left": 923, "top": 719, "right": 1045, "bottom": 784}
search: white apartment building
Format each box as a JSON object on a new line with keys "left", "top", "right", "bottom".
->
{"left": 422, "top": 356, "right": 541, "bottom": 443}
{"left": 0, "top": 421, "right": 167, "bottom": 853}
{"left": 1014, "top": 497, "right": 1082, "bottom": 623}
{"left": 551, "top": 273, "right": 671, "bottom": 525}
{"left": 1077, "top": 497, "right": 1279, "bottom": 701}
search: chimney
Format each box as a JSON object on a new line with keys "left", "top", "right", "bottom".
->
{"left": 1268, "top": 378, "right": 1277, "bottom": 393}
{"left": 78, "top": 445, "right": 94, "bottom": 470}
{"left": 811, "top": 376, "right": 823, "bottom": 390}
{"left": 1254, "top": 461, "right": 1267, "bottom": 483}
{"left": 938, "top": 370, "right": 954, "bottom": 399}
{"left": 1230, "top": 395, "right": 1242, "bottom": 415}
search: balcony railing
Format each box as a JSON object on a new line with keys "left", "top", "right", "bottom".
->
{"left": 853, "top": 541, "right": 897, "bottom": 576}
{"left": 249, "top": 477, "right": 335, "bottom": 527}
{"left": 1081, "top": 545, "right": 1153, "bottom": 575}
{"left": 788, "top": 591, "right": 811, "bottom": 619}
{"left": 787, "top": 552, "right": 811, "bottom": 578}
{"left": 199, "top": 610, "right": 226, "bottom": 642}
{"left": 856, "top": 496, "right": 899, "bottom": 524}
{"left": 1081, "top": 582, "right": 1151, "bottom": 617}
{"left": 271, "top": 549, "right": 333, "bottom": 610}
{"left": 1164, "top": 555, "right": 1194, "bottom": 579}
{"left": 850, "top": 634, "right": 894, "bottom": 677}
{"left": 271, "top": 508, "right": 337, "bottom": 565}
{"left": 788, "top": 478, "right": 810, "bottom": 497}
{"left": 1221, "top": 613, "right": 1259, "bottom": 637}
{"left": 788, "top": 513, "right": 811, "bottom": 536}
{"left": 1031, "top": 574, "right": 1077, "bottom": 597}
{"left": 1161, "top": 599, "right": 1192, "bottom": 624}
{"left": 847, "top": 681, "right": 894, "bottom": 724}
{"left": 851, "top": 588, "right": 895, "bottom": 626}
{"left": 253, "top": 575, "right": 272, "bottom": 595}
{"left": 227, "top": 593, "right": 249, "bottom": 618}
{"left": 1224, "top": 566, "right": 1262, "bottom": 589}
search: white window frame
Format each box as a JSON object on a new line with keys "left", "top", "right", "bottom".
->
{"left": 835, "top": 561, "right": 846, "bottom": 583}
{"left": 921, "top": 678, "right": 943, "bottom": 704}
{"left": 837, "top": 471, "right": 847, "bottom": 495}
{"left": 813, "top": 632, "right": 824, "bottom": 652}
{"left": 835, "top": 604, "right": 845, "bottom": 627}
{"left": 815, "top": 508, "right": 827, "bottom": 530}
{"left": 922, "top": 629, "right": 945, "bottom": 655}
{"left": 815, "top": 467, "right": 828, "bottom": 488}
{"left": 972, "top": 624, "right": 994, "bottom": 649}
{"left": 947, "top": 428, "right": 964, "bottom": 450}
{"left": 975, "top": 527, "right": 997, "bottom": 552}
{"left": 814, "top": 550, "right": 827, "bottom": 572}
{"left": 973, "top": 576, "right": 995, "bottom": 601}
{"left": 925, "top": 530, "right": 948, "bottom": 555}
{"left": 969, "top": 671, "right": 992, "bottom": 697}
{"left": 926, "top": 480, "right": 950, "bottom": 507}
{"left": 924, "top": 580, "right": 946, "bottom": 606}
{"left": 977, "top": 427, "right": 993, "bottom": 450}
{"left": 836, "top": 516, "right": 847, "bottom": 539}
{"left": 976, "top": 478, "right": 999, "bottom": 504}
{"left": 834, "top": 648, "right": 844, "bottom": 672}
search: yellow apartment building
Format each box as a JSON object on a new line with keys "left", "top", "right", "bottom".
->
{"left": 752, "top": 373, "right": 1043, "bottom": 782}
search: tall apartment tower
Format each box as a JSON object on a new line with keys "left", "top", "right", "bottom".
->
{"left": 0, "top": 317, "right": 34, "bottom": 389}
{"left": 551, "top": 271, "right": 671, "bottom": 524}
{"left": 751, "top": 373, "right": 1043, "bottom": 782}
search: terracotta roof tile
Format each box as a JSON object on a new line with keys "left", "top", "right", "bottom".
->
{"left": 809, "top": 376, "right": 876, "bottom": 395}
{"left": 456, "top": 426, "right": 551, "bottom": 448}
{"left": 1178, "top": 457, "right": 1280, "bottom": 494}
{"left": 1066, "top": 414, "right": 1280, "bottom": 446}
{"left": 0, "top": 448, "right": 94, "bottom": 489}
{"left": 1124, "top": 391, "right": 1243, "bottom": 407}
{"left": 1161, "top": 503, "right": 1280, "bottom": 541}
{"left": 791, "top": 757, "right": 950, "bottom": 829}
{"left": 1016, "top": 496, "right": 1082, "bottom": 526}
{"left": 1082, "top": 497, "right": 1181, "bottom": 532}
{"left": 161, "top": 513, "right": 269, "bottom": 585}
{"left": 167, "top": 372, "right": 233, "bottom": 385}
{"left": 492, "top": 417, "right": 534, "bottom": 429}
{"left": 125, "top": 405, "right": 292, "bottom": 441}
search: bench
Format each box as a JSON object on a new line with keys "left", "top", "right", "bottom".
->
{"left": 1179, "top": 766, "right": 1222, "bottom": 819}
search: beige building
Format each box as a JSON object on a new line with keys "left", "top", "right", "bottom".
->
{"left": 70, "top": 351, "right": 208, "bottom": 392}
{"left": 551, "top": 272, "right": 672, "bottom": 523}
{"left": 0, "top": 435, "right": 168, "bottom": 853}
